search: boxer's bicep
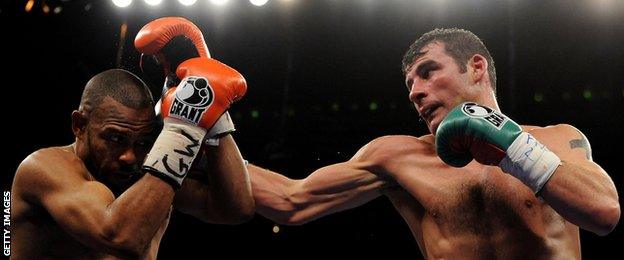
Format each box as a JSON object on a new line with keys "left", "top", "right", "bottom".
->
{"left": 42, "top": 181, "right": 117, "bottom": 245}
{"left": 16, "top": 155, "right": 121, "bottom": 251}
{"left": 533, "top": 126, "right": 619, "bottom": 235}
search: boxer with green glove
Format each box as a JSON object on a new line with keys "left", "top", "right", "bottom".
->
{"left": 246, "top": 28, "right": 619, "bottom": 260}
{"left": 436, "top": 102, "right": 561, "bottom": 193}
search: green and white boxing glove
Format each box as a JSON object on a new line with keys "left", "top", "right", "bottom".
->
{"left": 436, "top": 102, "right": 561, "bottom": 194}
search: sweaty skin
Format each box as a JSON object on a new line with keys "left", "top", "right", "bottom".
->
{"left": 11, "top": 97, "right": 253, "bottom": 259}
{"left": 251, "top": 126, "right": 600, "bottom": 259}
{"left": 250, "top": 41, "right": 618, "bottom": 259}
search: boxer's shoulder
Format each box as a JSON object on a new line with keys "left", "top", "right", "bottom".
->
{"left": 21, "top": 145, "right": 83, "bottom": 171}
{"left": 519, "top": 124, "right": 582, "bottom": 146}
{"left": 15, "top": 145, "right": 91, "bottom": 196}
{"left": 371, "top": 135, "right": 433, "bottom": 151}
{"left": 354, "top": 135, "right": 435, "bottom": 164}
{"left": 524, "top": 124, "right": 591, "bottom": 159}
{"left": 522, "top": 123, "right": 579, "bottom": 137}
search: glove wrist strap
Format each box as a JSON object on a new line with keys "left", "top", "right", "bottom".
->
{"left": 204, "top": 112, "right": 236, "bottom": 146}
{"left": 143, "top": 118, "right": 207, "bottom": 188}
{"left": 499, "top": 132, "right": 561, "bottom": 194}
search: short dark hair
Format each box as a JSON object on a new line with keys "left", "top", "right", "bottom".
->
{"left": 402, "top": 28, "right": 497, "bottom": 93}
{"left": 79, "top": 69, "right": 154, "bottom": 115}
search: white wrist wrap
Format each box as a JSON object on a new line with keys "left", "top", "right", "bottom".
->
{"left": 499, "top": 132, "right": 561, "bottom": 194}
{"left": 143, "top": 118, "right": 207, "bottom": 187}
{"left": 204, "top": 112, "right": 235, "bottom": 146}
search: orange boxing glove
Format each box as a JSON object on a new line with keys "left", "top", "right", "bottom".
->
{"left": 135, "top": 17, "right": 238, "bottom": 144}
{"left": 143, "top": 57, "right": 246, "bottom": 188}
{"left": 135, "top": 17, "right": 210, "bottom": 94}
{"left": 162, "top": 57, "right": 246, "bottom": 128}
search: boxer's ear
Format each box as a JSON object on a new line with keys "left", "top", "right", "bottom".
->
{"left": 71, "top": 110, "right": 88, "bottom": 139}
{"left": 468, "top": 54, "right": 488, "bottom": 86}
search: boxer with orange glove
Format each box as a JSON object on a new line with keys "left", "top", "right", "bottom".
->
{"left": 143, "top": 57, "right": 246, "bottom": 187}
{"left": 135, "top": 17, "right": 237, "bottom": 145}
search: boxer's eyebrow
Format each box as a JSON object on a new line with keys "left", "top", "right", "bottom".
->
{"left": 101, "top": 126, "right": 131, "bottom": 136}
{"left": 415, "top": 60, "right": 438, "bottom": 79}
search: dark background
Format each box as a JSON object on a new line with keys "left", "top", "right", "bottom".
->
{"left": 3, "top": 0, "right": 623, "bottom": 258}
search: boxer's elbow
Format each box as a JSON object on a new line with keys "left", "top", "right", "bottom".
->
{"left": 592, "top": 199, "right": 620, "bottom": 236}
{"left": 234, "top": 201, "right": 256, "bottom": 224}
{"left": 283, "top": 212, "right": 316, "bottom": 226}
{"left": 100, "top": 226, "right": 149, "bottom": 259}
{"left": 278, "top": 193, "right": 318, "bottom": 225}
{"left": 108, "top": 245, "right": 144, "bottom": 260}
{"left": 195, "top": 197, "right": 255, "bottom": 224}
{"left": 255, "top": 192, "right": 316, "bottom": 226}
{"left": 221, "top": 198, "right": 256, "bottom": 224}
{"left": 265, "top": 211, "right": 312, "bottom": 226}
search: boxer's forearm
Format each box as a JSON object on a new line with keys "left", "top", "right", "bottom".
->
{"left": 202, "top": 135, "right": 254, "bottom": 223}
{"left": 175, "top": 135, "right": 254, "bottom": 224}
{"left": 100, "top": 174, "right": 174, "bottom": 258}
{"left": 248, "top": 164, "right": 300, "bottom": 224}
{"left": 540, "top": 160, "right": 619, "bottom": 236}
{"left": 249, "top": 162, "right": 386, "bottom": 225}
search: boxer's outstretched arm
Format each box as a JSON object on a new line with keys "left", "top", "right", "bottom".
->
{"left": 174, "top": 134, "right": 255, "bottom": 224}
{"left": 536, "top": 125, "right": 620, "bottom": 236}
{"left": 249, "top": 142, "right": 396, "bottom": 225}
{"left": 13, "top": 148, "right": 174, "bottom": 259}
{"left": 249, "top": 163, "right": 388, "bottom": 225}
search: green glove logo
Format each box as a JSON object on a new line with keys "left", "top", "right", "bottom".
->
{"left": 460, "top": 102, "right": 507, "bottom": 130}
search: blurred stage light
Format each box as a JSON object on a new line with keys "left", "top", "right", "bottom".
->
{"left": 112, "top": 0, "right": 133, "bottom": 8}
{"left": 250, "top": 0, "right": 269, "bottom": 7}
{"left": 178, "top": 0, "right": 197, "bottom": 6}
{"left": 369, "top": 102, "right": 378, "bottom": 111}
{"left": 42, "top": 3, "right": 50, "bottom": 14}
{"left": 533, "top": 93, "right": 543, "bottom": 103}
{"left": 25, "top": 0, "right": 35, "bottom": 12}
{"left": 211, "top": 0, "right": 229, "bottom": 6}
{"left": 53, "top": 6, "right": 62, "bottom": 14}
{"left": 331, "top": 103, "right": 340, "bottom": 111}
{"left": 144, "top": 0, "right": 163, "bottom": 6}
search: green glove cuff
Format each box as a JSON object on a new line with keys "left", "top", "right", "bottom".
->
{"left": 436, "top": 102, "right": 522, "bottom": 167}
{"left": 500, "top": 132, "right": 561, "bottom": 194}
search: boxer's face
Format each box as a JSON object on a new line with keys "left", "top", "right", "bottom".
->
{"left": 404, "top": 42, "right": 481, "bottom": 135}
{"left": 84, "top": 97, "right": 157, "bottom": 193}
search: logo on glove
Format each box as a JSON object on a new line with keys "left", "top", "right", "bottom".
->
{"left": 170, "top": 76, "right": 214, "bottom": 124}
{"left": 461, "top": 102, "right": 507, "bottom": 129}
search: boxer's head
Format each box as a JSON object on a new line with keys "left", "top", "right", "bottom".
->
{"left": 72, "top": 69, "right": 158, "bottom": 194}
{"left": 402, "top": 28, "right": 497, "bottom": 134}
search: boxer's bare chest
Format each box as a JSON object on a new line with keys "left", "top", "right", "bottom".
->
{"left": 387, "top": 162, "right": 543, "bottom": 235}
